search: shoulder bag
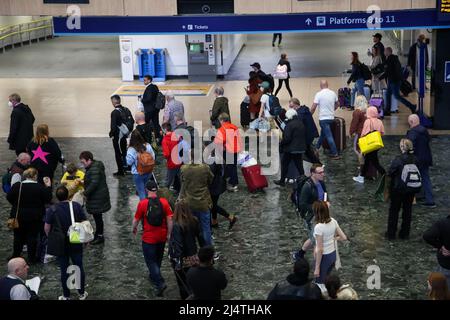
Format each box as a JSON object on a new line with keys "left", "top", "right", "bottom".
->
{"left": 358, "top": 121, "right": 384, "bottom": 155}
{"left": 7, "top": 182, "right": 22, "bottom": 230}
{"left": 68, "top": 201, "right": 94, "bottom": 244}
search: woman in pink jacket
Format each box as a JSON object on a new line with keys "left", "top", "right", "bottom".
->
{"left": 353, "top": 106, "right": 386, "bottom": 183}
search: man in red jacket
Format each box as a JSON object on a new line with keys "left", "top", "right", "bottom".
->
{"left": 214, "top": 113, "right": 242, "bottom": 192}
{"left": 161, "top": 123, "right": 181, "bottom": 192}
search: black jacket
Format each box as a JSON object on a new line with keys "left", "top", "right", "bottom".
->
{"left": 169, "top": 221, "right": 204, "bottom": 261}
{"left": 373, "top": 41, "right": 386, "bottom": 62}
{"left": 278, "top": 59, "right": 292, "bottom": 79}
{"left": 388, "top": 153, "right": 418, "bottom": 193}
{"left": 406, "top": 125, "right": 432, "bottom": 168}
{"left": 280, "top": 117, "right": 306, "bottom": 153}
{"left": 380, "top": 54, "right": 403, "bottom": 83}
{"left": 299, "top": 178, "right": 327, "bottom": 221}
{"left": 8, "top": 103, "right": 35, "bottom": 153}
{"left": 257, "top": 70, "right": 275, "bottom": 90}
{"left": 347, "top": 63, "right": 364, "bottom": 84}
{"left": 136, "top": 123, "right": 154, "bottom": 144}
{"left": 408, "top": 42, "right": 429, "bottom": 69}
{"left": 141, "top": 83, "right": 159, "bottom": 113}
{"left": 267, "top": 274, "right": 323, "bottom": 300}
{"left": 7, "top": 181, "right": 52, "bottom": 223}
{"left": 297, "top": 106, "right": 319, "bottom": 145}
{"left": 209, "top": 163, "right": 227, "bottom": 197}
{"left": 84, "top": 160, "right": 111, "bottom": 215}
{"left": 27, "top": 138, "right": 63, "bottom": 182}
{"left": 109, "top": 105, "right": 126, "bottom": 138}
{"left": 423, "top": 216, "right": 450, "bottom": 269}
{"left": 186, "top": 265, "right": 228, "bottom": 300}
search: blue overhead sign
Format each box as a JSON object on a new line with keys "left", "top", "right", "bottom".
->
{"left": 445, "top": 62, "right": 450, "bottom": 83}
{"left": 53, "top": 9, "right": 450, "bottom": 35}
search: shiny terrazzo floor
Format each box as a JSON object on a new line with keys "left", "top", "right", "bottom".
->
{"left": 0, "top": 136, "right": 448, "bottom": 300}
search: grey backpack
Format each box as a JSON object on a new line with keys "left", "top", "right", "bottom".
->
{"left": 400, "top": 164, "right": 422, "bottom": 193}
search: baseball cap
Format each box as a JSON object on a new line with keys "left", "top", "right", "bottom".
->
{"left": 259, "top": 81, "right": 270, "bottom": 89}
{"left": 250, "top": 62, "right": 261, "bottom": 69}
{"left": 145, "top": 180, "right": 158, "bottom": 192}
{"left": 373, "top": 33, "right": 382, "bottom": 39}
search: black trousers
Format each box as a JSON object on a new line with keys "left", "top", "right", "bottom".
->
{"left": 411, "top": 67, "right": 416, "bottom": 89}
{"left": 361, "top": 150, "right": 386, "bottom": 176}
{"left": 275, "top": 78, "right": 293, "bottom": 97}
{"left": 280, "top": 153, "right": 304, "bottom": 182}
{"left": 145, "top": 109, "right": 162, "bottom": 141}
{"left": 272, "top": 33, "right": 282, "bottom": 45}
{"left": 112, "top": 136, "right": 127, "bottom": 173}
{"left": 13, "top": 221, "right": 41, "bottom": 263}
{"left": 211, "top": 194, "right": 230, "bottom": 221}
{"left": 174, "top": 267, "right": 192, "bottom": 300}
{"left": 387, "top": 192, "right": 415, "bottom": 238}
{"left": 92, "top": 213, "right": 104, "bottom": 236}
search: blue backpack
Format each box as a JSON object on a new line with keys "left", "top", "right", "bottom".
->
{"left": 2, "top": 169, "right": 12, "bottom": 193}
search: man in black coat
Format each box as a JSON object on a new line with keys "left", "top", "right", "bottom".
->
{"left": 267, "top": 257, "right": 323, "bottom": 300}
{"left": 407, "top": 34, "right": 429, "bottom": 90}
{"left": 7, "top": 94, "right": 35, "bottom": 156}
{"left": 109, "top": 95, "right": 132, "bottom": 177}
{"left": 380, "top": 47, "right": 417, "bottom": 116}
{"left": 371, "top": 33, "right": 385, "bottom": 62}
{"left": 274, "top": 109, "right": 306, "bottom": 187}
{"left": 141, "top": 75, "right": 162, "bottom": 142}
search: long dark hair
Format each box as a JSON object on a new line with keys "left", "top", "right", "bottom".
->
{"left": 313, "top": 201, "right": 331, "bottom": 224}
{"left": 351, "top": 52, "right": 361, "bottom": 65}
{"left": 325, "top": 274, "right": 341, "bottom": 299}
{"left": 128, "top": 130, "right": 146, "bottom": 153}
{"left": 173, "top": 200, "right": 198, "bottom": 230}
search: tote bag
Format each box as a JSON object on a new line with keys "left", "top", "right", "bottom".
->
{"left": 358, "top": 122, "right": 384, "bottom": 155}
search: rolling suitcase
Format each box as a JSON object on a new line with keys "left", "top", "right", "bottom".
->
{"left": 322, "top": 117, "right": 346, "bottom": 153}
{"left": 338, "top": 88, "right": 351, "bottom": 108}
{"left": 369, "top": 95, "right": 384, "bottom": 118}
{"left": 240, "top": 101, "right": 251, "bottom": 127}
{"left": 242, "top": 164, "right": 268, "bottom": 193}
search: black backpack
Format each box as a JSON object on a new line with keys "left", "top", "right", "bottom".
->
{"left": 155, "top": 91, "right": 166, "bottom": 110}
{"left": 146, "top": 197, "right": 164, "bottom": 227}
{"left": 361, "top": 63, "right": 372, "bottom": 81}
{"left": 290, "top": 175, "right": 309, "bottom": 216}
{"left": 268, "top": 94, "right": 282, "bottom": 116}
{"left": 118, "top": 107, "right": 134, "bottom": 133}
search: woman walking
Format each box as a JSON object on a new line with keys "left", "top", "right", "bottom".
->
{"left": 370, "top": 47, "right": 387, "bottom": 94}
{"left": 347, "top": 52, "right": 365, "bottom": 109}
{"left": 313, "top": 201, "right": 348, "bottom": 285}
{"left": 168, "top": 200, "right": 204, "bottom": 300}
{"left": 353, "top": 106, "right": 386, "bottom": 184}
{"left": 126, "top": 130, "right": 155, "bottom": 200}
{"left": 349, "top": 96, "right": 368, "bottom": 180}
{"left": 274, "top": 53, "right": 293, "bottom": 98}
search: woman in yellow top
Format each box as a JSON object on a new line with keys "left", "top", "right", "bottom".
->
{"left": 61, "top": 163, "right": 85, "bottom": 200}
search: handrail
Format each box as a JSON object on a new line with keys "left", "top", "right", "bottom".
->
{"left": 0, "top": 17, "right": 52, "bottom": 33}
{"left": 0, "top": 25, "right": 53, "bottom": 41}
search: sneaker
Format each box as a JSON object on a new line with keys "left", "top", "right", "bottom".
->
{"left": 273, "top": 180, "right": 286, "bottom": 187}
{"left": 421, "top": 202, "right": 437, "bottom": 209}
{"left": 78, "top": 291, "right": 88, "bottom": 300}
{"left": 58, "top": 296, "right": 70, "bottom": 300}
{"left": 155, "top": 284, "right": 167, "bottom": 297}
{"left": 44, "top": 254, "right": 56, "bottom": 264}
{"left": 213, "top": 253, "right": 220, "bottom": 261}
{"left": 90, "top": 236, "right": 104, "bottom": 245}
{"left": 287, "top": 179, "right": 295, "bottom": 185}
{"left": 353, "top": 176, "right": 364, "bottom": 184}
{"left": 227, "top": 185, "right": 238, "bottom": 192}
{"left": 228, "top": 216, "right": 237, "bottom": 230}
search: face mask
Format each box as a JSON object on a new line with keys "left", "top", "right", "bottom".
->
{"left": 8, "top": 101, "right": 13, "bottom": 108}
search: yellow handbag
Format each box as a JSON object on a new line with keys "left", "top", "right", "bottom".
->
{"left": 358, "top": 130, "right": 384, "bottom": 155}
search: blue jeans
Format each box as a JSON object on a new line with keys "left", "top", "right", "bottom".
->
{"left": 58, "top": 251, "right": 85, "bottom": 298}
{"left": 193, "top": 211, "right": 212, "bottom": 246}
{"left": 316, "top": 120, "right": 338, "bottom": 156}
{"left": 419, "top": 166, "right": 434, "bottom": 204}
{"left": 386, "top": 81, "right": 416, "bottom": 113}
{"left": 351, "top": 78, "right": 365, "bottom": 107}
{"left": 315, "top": 250, "right": 336, "bottom": 284}
{"left": 142, "top": 242, "right": 166, "bottom": 289}
{"left": 133, "top": 173, "right": 151, "bottom": 200}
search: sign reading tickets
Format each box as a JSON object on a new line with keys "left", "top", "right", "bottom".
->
{"left": 53, "top": 9, "right": 450, "bottom": 35}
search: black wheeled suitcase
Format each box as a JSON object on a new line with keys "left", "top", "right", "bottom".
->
{"left": 322, "top": 117, "right": 346, "bottom": 153}
{"left": 240, "top": 101, "right": 251, "bottom": 127}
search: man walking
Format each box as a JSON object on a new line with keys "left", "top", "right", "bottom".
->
{"left": 109, "top": 95, "right": 133, "bottom": 177}
{"left": 163, "top": 93, "right": 185, "bottom": 131}
{"left": 272, "top": 33, "right": 282, "bottom": 47}
{"left": 311, "top": 80, "right": 341, "bottom": 160}
{"left": 7, "top": 93, "right": 35, "bottom": 156}
{"left": 407, "top": 114, "right": 435, "bottom": 208}
{"left": 380, "top": 47, "right": 417, "bottom": 116}
{"left": 133, "top": 180, "right": 173, "bottom": 297}
{"left": 210, "top": 87, "right": 230, "bottom": 129}
{"left": 141, "top": 75, "right": 162, "bottom": 143}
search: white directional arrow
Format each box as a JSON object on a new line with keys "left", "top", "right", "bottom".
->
{"left": 306, "top": 18, "right": 312, "bottom": 26}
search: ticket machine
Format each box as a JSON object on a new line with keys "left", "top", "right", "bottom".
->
{"left": 186, "top": 34, "right": 217, "bottom": 82}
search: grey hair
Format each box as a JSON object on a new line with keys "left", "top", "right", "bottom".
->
{"left": 214, "top": 87, "right": 224, "bottom": 96}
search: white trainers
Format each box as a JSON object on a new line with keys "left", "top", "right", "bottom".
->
{"left": 58, "top": 296, "right": 70, "bottom": 300}
{"left": 79, "top": 291, "right": 88, "bottom": 300}
{"left": 353, "top": 176, "right": 364, "bottom": 184}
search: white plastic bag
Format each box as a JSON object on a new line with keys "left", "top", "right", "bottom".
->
{"left": 68, "top": 202, "right": 94, "bottom": 244}
{"left": 249, "top": 118, "right": 270, "bottom": 132}
{"left": 137, "top": 96, "right": 144, "bottom": 112}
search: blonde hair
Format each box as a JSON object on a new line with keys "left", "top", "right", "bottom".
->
{"left": 33, "top": 124, "right": 49, "bottom": 145}
{"left": 400, "top": 138, "right": 414, "bottom": 154}
{"left": 354, "top": 95, "right": 368, "bottom": 113}
{"left": 23, "top": 168, "right": 38, "bottom": 181}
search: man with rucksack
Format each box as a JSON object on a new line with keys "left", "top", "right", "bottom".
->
{"left": 132, "top": 180, "right": 173, "bottom": 297}
{"left": 141, "top": 75, "right": 163, "bottom": 144}
{"left": 109, "top": 95, "right": 134, "bottom": 177}
{"left": 3, "top": 153, "right": 31, "bottom": 193}
{"left": 385, "top": 139, "right": 421, "bottom": 240}
{"left": 292, "top": 164, "right": 328, "bottom": 261}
